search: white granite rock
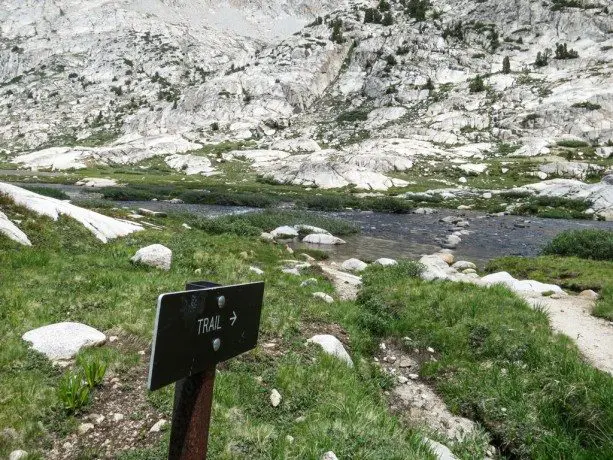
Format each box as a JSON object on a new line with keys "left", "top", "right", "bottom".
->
{"left": 22, "top": 322, "right": 106, "bottom": 361}
{"left": 0, "top": 211, "right": 31, "bottom": 245}
{"left": 0, "top": 182, "right": 142, "bottom": 243}
{"left": 307, "top": 334, "right": 353, "bottom": 367}
{"left": 374, "top": 258, "right": 398, "bottom": 266}
{"left": 131, "top": 244, "right": 172, "bottom": 270}
{"left": 341, "top": 258, "right": 368, "bottom": 272}
{"left": 312, "top": 292, "right": 334, "bottom": 303}
{"left": 302, "top": 234, "right": 346, "bottom": 245}
{"left": 270, "top": 226, "right": 299, "bottom": 238}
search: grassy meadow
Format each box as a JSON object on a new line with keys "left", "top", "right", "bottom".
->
{"left": 1, "top": 200, "right": 613, "bottom": 458}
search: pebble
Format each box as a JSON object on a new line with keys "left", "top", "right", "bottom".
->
{"left": 427, "top": 347, "right": 435, "bottom": 353}
{"left": 300, "top": 278, "right": 318, "bottom": 287}
{"left": 78, "top": 423, "right": 94, "bottom": 435}
{"left": 397, "top": 375, "right": 409, "bottom": 384}
{"left": 409, "top": 373, "right": 419, "bottom": 380}
{"left": 270, "top": 389, "right": 282, "bottom": 407}
{"left": 88, "top": 413, "right": 105, "bottom": 424}
{"left": 111, "top": 413, "right": 124, "bottom": 422}
{"left": 9, "top": 450, "right": 28, "bottom": 460}
{"left": 149, "top": 419, "right": 167, "bottom": 433}
{"left": 322, "top": 452, "right": 339, "bottom": 460}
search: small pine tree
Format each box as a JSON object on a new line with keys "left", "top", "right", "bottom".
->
{"left": 378, "top": 0, "right": 391, "bottom": 11}
{"left": 423, "top": 77, "right": 435, "bottom": 91}
{"left": 364, "top": 8, "right": 374, "bottom": 23}
{"left": 407, "top": 0, "right": 429, "bottom": 21}
{"left": 502, "top": 56, "right": 511, "bottom": 74}
{"left": 382, "top": 12, "right": 394, "bottom": 26}
{"left": 534, "top": 50, "right": 549, "bottom": 67}
{"left": 385, "top": 54, "right": 397, "bottom": 66}
{"left": 331, "top": 19, "right": 344, "bottom": 43}
{"left": 469, "top": 74, "right": 485, "bottom": 93}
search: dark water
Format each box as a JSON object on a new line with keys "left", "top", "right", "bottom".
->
{"left": 101, "top": 199, "right": 613, "bottom": 267}
{"left": 14, "top": 183, "right": 613, "bottom": 267}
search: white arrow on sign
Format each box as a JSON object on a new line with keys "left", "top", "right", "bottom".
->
{"left": 230, "top": 311, "right": 238, "bottom": 326}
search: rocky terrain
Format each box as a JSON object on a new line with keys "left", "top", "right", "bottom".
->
{"left": 0, "top": 0, "right": 612, "bottom": 217}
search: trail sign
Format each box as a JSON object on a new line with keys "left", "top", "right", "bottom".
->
{"left": 148, "top": 281, "right": 265, "bottom": 391}
{"left": 148, "top": 280, "right": 265, "bottom": 459}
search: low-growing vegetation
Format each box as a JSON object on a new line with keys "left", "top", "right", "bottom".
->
{"left": 356, "top": 264, "right": 613, "bottom": 458}
{"left": 542, "top": 229, "right": 613, "bottom": 260}
{"left": 485, "top": 255, "right": 613, "bottom": 292}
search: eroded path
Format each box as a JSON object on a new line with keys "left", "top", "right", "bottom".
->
{"left": 524, "top": 293, "right": 613, "bottom": 375}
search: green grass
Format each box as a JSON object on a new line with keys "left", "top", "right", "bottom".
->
{"left": 542, "top": 229, "right": 613, "bottom": 260}
{"left": 21, "top": 186, "right": 70, "bottom": 200}
{"left": 593, "top": 285, "right": 613, "bottom": 321}
{"left": 0, "top": 201, "right": 431, "bottom": 459}
{"left": 355, "top": 264, "right": 613, "bottom": 458}
{"left": 485, "top": 256, "right": 613, "bottom": 292}
{"left": 191, "top": 210, "right": 359, "bottom": 238}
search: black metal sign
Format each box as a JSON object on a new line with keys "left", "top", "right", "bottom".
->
{"left": 148, "top": 281, "right": 265, "bottom": 391}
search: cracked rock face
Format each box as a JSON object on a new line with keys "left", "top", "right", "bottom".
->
{"left": 1, "top": 0, "right": 612, "bottom": 206}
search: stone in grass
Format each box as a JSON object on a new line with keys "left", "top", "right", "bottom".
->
{"left": 579, "top": 289, "right": 598, "bottom": 300}
{"left": 131, "top": 244, "right": 172, "bottom": 270}
{"left": 270, "top": 226, "right": 299, "bottom": 238}
{"left": 321, "top": 452, "right": 339, "bottom": 460}
{"left": 341, "top": 258, "right": 368, "bottom": 272}
{"left": 301, "top": 278, "right": 318, "bottom": 287}
{"left": 424, "top": 438, "right": 459, "bottom": 460}
{"left": 22, "top": 322, "right": 106, "bottom": 361}
{"left": 302, "top": 234, "right": 346, "bottom": 245}
{"left": 374, "top": 257, "right": 397, "bottom": 266}
{"left": 307, "top": 335, "right": 353, "bottom": 367}
{"left": 452, "top": 261, "right": 476, "bottom": 270}
{"left": 270, "top": 389, "right": 282, "bottom": 407}
{"left": 149, "top": 419, "right": 167, "bottom": 433}
{"left": 78, "top": 423, "right": 94, "bottom": 435}
{"left": 249, "top": 266, "right": 264, "bottom": 275}
{"left": 313, "top": 292, "right": 334, "bottom": 303}
{"left": 9, "top": 450, "right": 29, "bottom": 460}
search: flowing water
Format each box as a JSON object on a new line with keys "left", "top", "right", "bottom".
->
{"left": 17, "top": 183, "right": 613, "bottom": 267}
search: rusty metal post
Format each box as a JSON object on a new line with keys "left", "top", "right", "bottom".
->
{"left": 168, "top": 367, "right": 216, "bottom": 459}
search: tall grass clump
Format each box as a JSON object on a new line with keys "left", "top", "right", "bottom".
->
{"left": 542, "top": 229, "right": 613, "bottom": 260}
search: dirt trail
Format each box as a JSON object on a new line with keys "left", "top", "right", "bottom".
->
{"left": 524, "top": 293, "right": 613, "bottom": 375}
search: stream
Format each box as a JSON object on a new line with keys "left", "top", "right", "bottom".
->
{"left": 18, "top": 183, "right": 613, "bottom": 267}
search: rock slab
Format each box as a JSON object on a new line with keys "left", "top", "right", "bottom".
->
{"left": 22, "top": 322, "right": 106, "bottom": 361}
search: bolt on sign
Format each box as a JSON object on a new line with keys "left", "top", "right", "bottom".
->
{"left": 148, "top": 281, "right": 265, "bottom": 459}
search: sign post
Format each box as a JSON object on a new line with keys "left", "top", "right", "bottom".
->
{"left": 148, "top": 280, "right": 265, "bottom": 459}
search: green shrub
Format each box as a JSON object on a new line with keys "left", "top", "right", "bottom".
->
{"left": 336, "top": 110, "right": 369, "bottom": 123}
{"left": 58, "top": 372, "right": 90, "bottom": 413}
{"left": 557, "top": 139, "right": 589, "bottom": 148}
{"left": 406, "top": 0, "right": 429, "bottom": 21}
{"left": 571, "top": 101, "right": 601, "bottom": 111}
{"left": 502, "top": 56, "right": 511, "bottom": 74}
{"left": 469, "top": 75, "right": 485, "bottom": 93}
{"left": 534, "top": 50, "right": 550, "bottom": 67}
{"left": 554, "top": 42, "right": 579, "bottom": 59}
{"left": 542, "top": 229, "right": 613, "bottom": 260}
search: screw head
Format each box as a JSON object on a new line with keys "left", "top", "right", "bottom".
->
{"left": 217, "top": 295, "right": 226, "bottom": 308}
{"left": 212, "top": 338, "right": 221, "bottom": 351}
